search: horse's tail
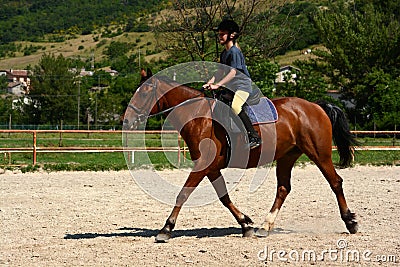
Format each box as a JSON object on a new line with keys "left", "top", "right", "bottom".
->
{"left": 316, "top": 101, "right": 358, "bottom": 168}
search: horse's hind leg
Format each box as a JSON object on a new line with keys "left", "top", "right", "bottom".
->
{"left": 256, "top": 149, "right": 301, "bottom": 237}
{"left": 315, "top": 158, "right": 358, "bottom": 233}
{"left": 155, "top": 171, "right": 205, "bottom": 242}
{"left": 208, "top": 171, "right": 254, "bottom": 237}
{"left": 305, "top": 147, "right": 358, "bottom": 234}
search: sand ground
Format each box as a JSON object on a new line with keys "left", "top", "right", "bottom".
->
{"left": 1, "top": 165, "right": 399, "bottom": 266}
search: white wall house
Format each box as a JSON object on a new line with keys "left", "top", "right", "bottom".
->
{"left": 275, "top": 65, "right": 300, "bottom": 84}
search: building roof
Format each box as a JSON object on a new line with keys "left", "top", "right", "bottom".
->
{"left": 278, "top": 65, "right": 300, "bottom": 72}
{"left": 10, "top": 70, "right": 28, "bottom": 76}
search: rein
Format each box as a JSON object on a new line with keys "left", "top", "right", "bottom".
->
{"left": 127, "top": 95, "right": 204, "bottom": 119}
{"left": 127, "top": 78, "right": 205, "bottom": 122}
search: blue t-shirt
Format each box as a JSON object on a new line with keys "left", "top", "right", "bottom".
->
{"left": 220, "top": 46, "right": 259, "bottom": 102}
{"left": 220, "top": 45, "right": 251, "bottom": 78}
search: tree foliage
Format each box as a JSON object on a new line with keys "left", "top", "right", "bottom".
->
{"left": 0, "top": 0, "right": 165, "bottom": 45}
{"left": 1, "top": 0, "right": 399, "bottom": 130}
{"left": 277, "top": 59, "right": 336, "bottom": 103}
{"left": 26, "top": 53, "right": 79, "bottom": 125}
{"left": 248, "top": 60, "right": 279, "bottom": 98}
{"left": 354, "top": 69, "right": 400, "bottom": 129}
{"left": 312, "top": 0, "right": 400, "bottom": 129}
{"left": 0, "top": 74, "right": 8, "bottom": 91}
{"left": 154, "top": 0, "right": 313, "bottom": 62}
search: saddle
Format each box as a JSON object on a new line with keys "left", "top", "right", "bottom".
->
{"left": 212, "top": 91, "right": 278, "bottom": 168}
{"left": 216, "top": 89, "right": 278, "bottom": 127}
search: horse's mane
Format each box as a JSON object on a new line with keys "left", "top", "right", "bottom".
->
{"left": 157, "top": 75, "right": 204, "bottom": 97}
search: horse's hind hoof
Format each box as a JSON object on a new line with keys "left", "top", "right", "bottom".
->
{"left": 155, "top": 232, "right": 171, "bottom": 243}
{"left": 255, "top": 228, "right": 269, "bottom": 238}
{"left": 347, "top": 220, "right": 358, "bottom": 234}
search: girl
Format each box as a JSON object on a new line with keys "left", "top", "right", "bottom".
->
{"left": 203, "top": 19, "right": 261, "bottom": 149}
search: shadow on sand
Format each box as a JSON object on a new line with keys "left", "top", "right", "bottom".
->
{"left": 64, "top": 226, "right": 294, "bottom": 240}
{"left": 64, "top": 226, "right": 242, "bottom": 240}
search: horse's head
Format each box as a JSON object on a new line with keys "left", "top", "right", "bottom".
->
{"left": 123, "top": 70, "right": 205, "bottom": 130}
{"left": 123, "top": 74, "right": 161, "bottom": 130}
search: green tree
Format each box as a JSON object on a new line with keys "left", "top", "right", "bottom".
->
{"left": 0, "top": 96, "right": 12, "bottom": 126}
{"left": 155, "top": 0, "right": 299, "bottom": 61}
{"left": 277, "top": 59, "right": 336, "bottom": 103}
{"left": 354, "top": 69, "right": 400, "bottom": 129}
{"left": 313, "top": 0, "right": 400, "bottom": 129}
{"left": 103, "top": 41, "right": 134, "bottom": 61}
{"left": 0, "top": 74, "right": 8, "bottom": 92}
{"left": 27, "top": 53, "right": 78, "bottom": 125}
{"left": 248, "top": 60, "right": 279, "bottom": 98}
{"left": 0, "top": 0, "right": 164, "bottom": 45}
{"left": 0, "top": 95, "right": 26, "bottom": 127}
{"left": 82, "top": 72, "right": 139, "bottom": 129}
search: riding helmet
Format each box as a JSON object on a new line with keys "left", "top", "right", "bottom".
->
{"left": 216, "top": 19, "right": 240, "bottom": 36}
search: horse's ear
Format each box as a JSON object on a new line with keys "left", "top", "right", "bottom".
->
{"left": 147, "top": 68, "right": 153, "bottom": 78}
{"left": 139, "top": 68, "right": 147, "bottom": 85}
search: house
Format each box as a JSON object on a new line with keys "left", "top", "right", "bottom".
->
{"left": 275, "top": 65, "right": 300, "bottom": 84}
{"left": 79, "top": 68, "right": 94, "bottom": 77}
{"left": 0, "top": 69, "right": 31, "bottom": 95}
{"left": 105, "top": 69, "right": 119, "bottom": 77}
{"left": 70, "top": 67, "right": 118, "bottom": 77}
{"left": 7, "top": 81, "right": 25, "bottom": 95}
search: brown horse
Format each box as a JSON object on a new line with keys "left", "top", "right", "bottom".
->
{"left": 123, "top": 74, "right": 358, "bottom": 242}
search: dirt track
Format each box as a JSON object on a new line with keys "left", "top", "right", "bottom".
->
{"left": 1, "top": 165, "right": 399, "bottom": 266}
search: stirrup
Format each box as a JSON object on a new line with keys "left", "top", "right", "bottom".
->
{"left": 248, "top": 135, "right": 261, "bottom": 149}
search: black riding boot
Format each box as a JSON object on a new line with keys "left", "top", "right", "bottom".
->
{"left": 238, "top": 110, "right": 262, "bottom": 149}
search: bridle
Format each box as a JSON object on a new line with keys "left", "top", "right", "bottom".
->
{"left": 127, "top": 79, "right": 161, "bottom": 124}
{"left": 126, "top": 78, "right": 204, "bottom": 125}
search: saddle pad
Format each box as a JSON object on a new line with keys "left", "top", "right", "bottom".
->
{"left": 243, "top": 97, "right": 278, "bottom": 125}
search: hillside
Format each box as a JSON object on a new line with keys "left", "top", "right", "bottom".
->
{"left": 0, "top": 31, "right": 162, "bottom": 69}
{"left": 0, "top": 0, "right": 321, "bottom": 69}
{"left": 0, "top": 0, "right": 164, "bottom": 44}
{"left": 0, "top": 0, "right": 166, "bottom": 69}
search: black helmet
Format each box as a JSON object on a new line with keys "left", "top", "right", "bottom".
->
{"left": 216, "top": 19, "right": 240, "bottom": 35}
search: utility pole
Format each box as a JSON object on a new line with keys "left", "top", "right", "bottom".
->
{"left": 77, "top": 79, "right": 80, "bottom": 129}
{"left": 95, "top": 76, "right": 100, "bottom": 129}
{"left": 91, "top": 50, "right": 95, "bottom": 69}
{"left": 138, "top": 48, "right": 141, "bottom": 70}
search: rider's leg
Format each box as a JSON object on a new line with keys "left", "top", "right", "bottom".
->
{"left": 232, "top": 90, "right": 261, "bottom": 149}
{"left": 238, "top": 110, "right": 261, "bottom": 149}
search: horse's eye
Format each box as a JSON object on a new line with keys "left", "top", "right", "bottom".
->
{"left": 137, "top": 87, "right": 147, "bottom": 96}
{"left": 141, "top": 89, "right": 151, "bottom": 97}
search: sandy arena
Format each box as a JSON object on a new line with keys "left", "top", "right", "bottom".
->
{"left": 1, "top": 165, "right": 399, "bottom": 266}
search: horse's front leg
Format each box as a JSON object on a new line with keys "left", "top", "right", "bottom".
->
{"left": 208, "top": 171, "right": 254, "bottom": 237}
{"left": 255, "top": 153, "right": 300, "bottom": 237}
{"left": 155, "top": 171, "right": 205, "bottom": 242}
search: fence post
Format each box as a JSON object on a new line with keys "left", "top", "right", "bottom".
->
{"left": 33, "top": 131, "right": 37, "bottom": 165}
{"left": 177, "top": 134, "right": 181, "bottom": 167}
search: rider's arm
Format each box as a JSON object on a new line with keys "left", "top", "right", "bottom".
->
{"left": 203, "top": 68, "right": 236, "bottom": 90}
{"left": 215, "top": 68, "right": 236, "bottom": 87}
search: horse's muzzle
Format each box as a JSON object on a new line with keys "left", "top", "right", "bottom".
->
{"left": 123, "top": 118, "right": 137, "bottom": 130}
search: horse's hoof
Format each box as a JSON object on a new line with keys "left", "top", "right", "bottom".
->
{"left": 155, "top": 232, "right": 171, "bottom": 243}
{"left": 347, "top": 221, "right": 358, "bottom": 234}
{"left": 255, "top": 228, "right": 269, "bottom": 238}
{"left": 343, "top": 211, "right": 358, "bottom": 234}
{"left": 242, "top": 226, "right": 255, "bottom": 237}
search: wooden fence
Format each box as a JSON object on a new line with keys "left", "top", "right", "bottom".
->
{"left": 0, "top": 130, "right": 398, "bottom": 165}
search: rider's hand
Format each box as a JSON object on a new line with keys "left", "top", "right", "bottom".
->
{"left": 202, "top": 83, "right": 220, "bottom": 90}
